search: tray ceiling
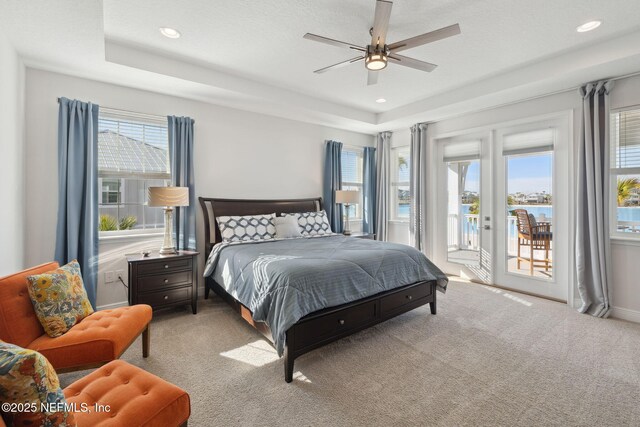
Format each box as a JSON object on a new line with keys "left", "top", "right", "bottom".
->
{"left": 2, "top": 0, "right": 640, "bottom": 133}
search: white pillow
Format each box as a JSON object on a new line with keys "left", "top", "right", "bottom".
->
{"left": 216, "top": 213, "right": 276, "bottom": 243}
{"left": 284, "top": 210, "right": 333, "bottom": 236}
{"left": 274, "top": 215, "right": 302, "bottom": 239}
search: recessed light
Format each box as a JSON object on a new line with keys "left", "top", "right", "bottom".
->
{"left": 376, "top": 98, "right": 387, "bottom": 103}
{"left": 159, "top": 27, "right": 181, "bottom": 39}
{"left": 576, "top": 20, "right": 601, "bottom": 33}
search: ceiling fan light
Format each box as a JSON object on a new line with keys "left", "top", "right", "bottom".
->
{"left": 365, "top": 54, "right": 388, "bottom": 70}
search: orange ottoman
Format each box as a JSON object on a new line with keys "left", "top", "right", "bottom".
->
{"left": 64, "top": 360, "right": 190, "bottom": 427}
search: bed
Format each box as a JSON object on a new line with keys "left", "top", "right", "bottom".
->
{"left": 199, "top": 197, "right": 447, "bottom": 382}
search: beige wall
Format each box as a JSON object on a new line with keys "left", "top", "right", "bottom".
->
{"left": 24, "top": 68, "right": 374, "bottom": 308}
{"left": 0, "top": 30, "right": 25, "bottom": 276}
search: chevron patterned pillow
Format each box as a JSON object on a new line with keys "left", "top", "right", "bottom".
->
{"left": 216, "top": 213, "right": 276, "bottom": 243}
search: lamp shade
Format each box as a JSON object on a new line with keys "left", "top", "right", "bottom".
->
{"left": 148, "top": 186, "right": 189, "bottom": 207}
{"left": 335, "top": 190, "right": 359, "bottom": 204}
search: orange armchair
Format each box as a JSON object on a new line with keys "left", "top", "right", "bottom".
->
{"left": 0, "top": 262, "right": 152, "bottom": 372}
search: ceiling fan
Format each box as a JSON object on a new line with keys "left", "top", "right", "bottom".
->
{"left": 303, "top": 0, "right": 461, "bottom": 85}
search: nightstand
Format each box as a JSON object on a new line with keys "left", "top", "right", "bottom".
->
{"left": 348, "top": 232, "right": 376, "bottom": 239}
{"left": 126, "top": 250, "right": 199, "bottom": 314}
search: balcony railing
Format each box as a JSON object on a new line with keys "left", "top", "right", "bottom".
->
{"left": 447, "top": 214, "right": 533, "bottom": 256}
{"left": 448, "top": 213, "right": 480, "bottom": 251}
{"left": 618, "top": 221, "right": 640, "bottom": 233}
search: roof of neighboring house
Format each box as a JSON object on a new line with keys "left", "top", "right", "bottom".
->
{"left": 98, "top": 130, "right": 169, "bottom": 177}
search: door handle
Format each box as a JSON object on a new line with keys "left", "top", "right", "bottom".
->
{"left": 483, "top": 225, "right": 491, "bottom": 230}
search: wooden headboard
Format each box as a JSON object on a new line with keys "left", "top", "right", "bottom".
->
{"left": 198, "top": 197, "right": 323, "bottom": 256}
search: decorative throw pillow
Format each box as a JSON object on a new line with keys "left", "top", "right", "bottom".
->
{"left": 0, "top": 341, "right": 74, "bottom": 427}
{"left": 274, "top": 215, "right": 302, "bottom": 239}
{"left": 26, "top": 260, "right": 94, "bottom": 338}
{"left": 216, "top": 213, "right": 276, "bottom": 243}
{"left": 284, "top": 210, "right": 333, "bottom": 236}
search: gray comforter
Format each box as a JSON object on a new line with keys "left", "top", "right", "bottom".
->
{"left": 204, "top": 235, "right": 447, "bottom": 355}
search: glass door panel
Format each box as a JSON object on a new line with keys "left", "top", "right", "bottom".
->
{"left": 505, "top": 152, "right": 553, "bottom": 279}
{"left": 493, "top": 116, "right": 569, "bottom": 302}
{"left": 447, "top": 160, "right": 481, "bottom": 267}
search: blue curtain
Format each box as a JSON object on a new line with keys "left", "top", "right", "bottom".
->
{"left": 323, "top": 140, "right": 343, "bottom": 233}
{"left": 363, "top": 147, "right": 377, "bottom": 234}
{"left": 168, "top": 116, "right": 196, "bottom": 250}
{"left": 55, "top": 98, "right": 99, "bottom": 308}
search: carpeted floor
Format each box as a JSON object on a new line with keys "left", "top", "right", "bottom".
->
{"left": 60, "top": 279, "right": 640, "bottom": 426}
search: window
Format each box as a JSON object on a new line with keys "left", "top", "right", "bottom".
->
{"left": 611, "top": 107, "right": 640, "bottom": 236}
{"left": 341, "top": 148, "right": 363, "bottom": 220}
{"left": 392, "top": 147, "right": 410, "bottom": 220}
{"left": 98, "top": 110, "right": 170, "bottom": 234}
{"left": 101, "top": 179, "right": 121, "bottom": 204}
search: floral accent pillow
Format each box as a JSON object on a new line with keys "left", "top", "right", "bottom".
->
{"left": 0, "top": 341, "right": 74, "bottom": 426}
{"left": 26, "top": 260, "right": 94, "bottom": 338}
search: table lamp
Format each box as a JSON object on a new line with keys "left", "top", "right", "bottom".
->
{"left": 148, "top": 186, "right": 190, "bottom": 254}
{"left": 335, "top": 190, "right": 359, "bottom": 235}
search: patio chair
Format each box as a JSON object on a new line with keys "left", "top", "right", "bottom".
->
{"left": 514, "top": 209, "right": 552, "bottom": 275}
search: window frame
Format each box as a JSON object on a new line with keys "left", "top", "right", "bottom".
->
{"left": 97, "top": 110, "right": 170, "bottom": 238}
{"left": 391, "top": 146, "right": 410, "bottom": 221}
{"left": 101, "top": 179, "right": 122, "bottom": 205}
{"left": 610, "top": 105, "right": 640, "bottom": 241}
{"left": 341, "top": 146, "right": 364, "bottom": 221}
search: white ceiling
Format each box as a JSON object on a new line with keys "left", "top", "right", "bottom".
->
{"left": 2, "top": 0, "right": 640, "bottom": 133}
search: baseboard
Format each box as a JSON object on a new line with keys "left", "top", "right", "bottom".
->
{"left": 611, "top": 306, "right": 640, "bottom": 323}
{"left": 96, "top": 301, "right": 129, "bottom": 311}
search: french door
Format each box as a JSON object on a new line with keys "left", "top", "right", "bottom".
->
{"left": 434, "top": 115, "right": 570, "bottom": 301}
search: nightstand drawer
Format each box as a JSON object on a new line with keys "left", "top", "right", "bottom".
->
{"left": 137, "top": 258, "right": 192, "bottom": 275}
{"left": 138, "top": 287, "right": 192, "bottom": 307}
{"left": 137, "top": 271, "right": 192, "bottom": 293}
{"left": 127, "top": 250, "right": 199, "bottom": 315}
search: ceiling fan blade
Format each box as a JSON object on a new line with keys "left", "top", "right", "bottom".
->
{"left": 314, "top": 56, "right": 364, "bottom": 74}
{"left": 303, "top": 33, "right": 366, "bottom": 52}
{"left": 367, "top": 71, "right": 379, "bottom": 86}
{"left": 370, "top": 0, "right": 393, "bottom": 47}
{"left": 389, "top": 54, "right": 438, "bottom": 72}
{"left": 388, "top": 23, "right": 461, "bottom": 53}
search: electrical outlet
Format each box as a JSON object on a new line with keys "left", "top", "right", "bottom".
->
{"left": 104, "top": 271, "right": 115, "bottom": 283}
{"left": 115, "top": 270, "right": 125, "bottom": 281}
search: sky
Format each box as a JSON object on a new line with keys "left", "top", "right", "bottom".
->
{"left": 342, "top": 149, "right": 552, "bottom": 195}
{"left": 464, "top": 153, "right": 552, "bottom": 195}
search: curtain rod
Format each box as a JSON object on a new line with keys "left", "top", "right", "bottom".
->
{"left": 56, "top": 98, "right": 166, "bottom": 123}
